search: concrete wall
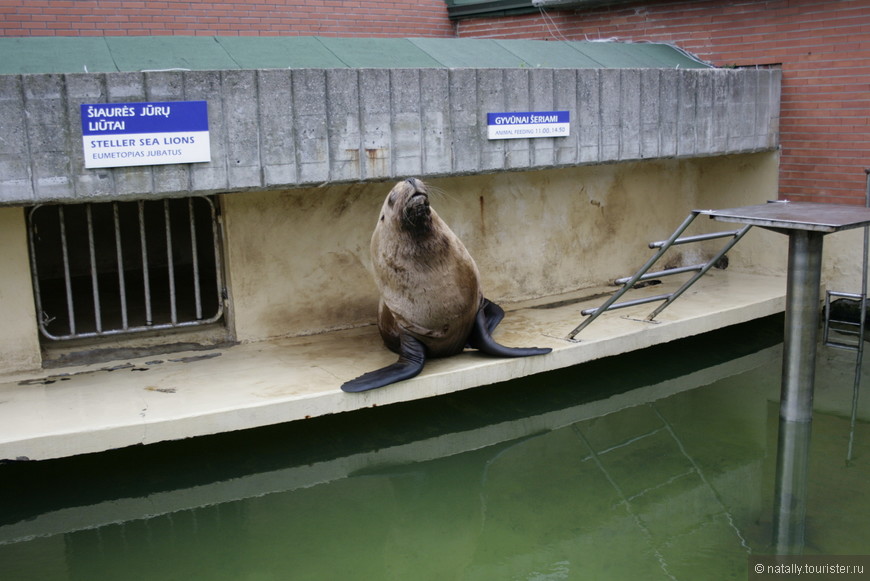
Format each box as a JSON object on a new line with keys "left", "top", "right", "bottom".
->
{"left": 0, "top": 207, "right": 42, "bottom": 374}
{"left": 0, "top": 63, "right": 784, "bottom": 372}
{"left": 0, "top": 151, "right": 784, "bottom": 371}
{"left": 0, "top": 67, "right": 780, "bottom": 206}
{"left": 819, "top": 228, "right": 867, "bottom": 296}
{"left": 223, "top": 152, "right": 782, "bottom": 342}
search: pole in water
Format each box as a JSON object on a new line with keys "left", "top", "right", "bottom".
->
{"left": 772, "top": 230, "right": 823, "bottom": 554}
{"left": 847, "top": 168, "right": 870, "bottom": 463}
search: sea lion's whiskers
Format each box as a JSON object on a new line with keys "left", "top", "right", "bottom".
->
{"left": 425, "top": 184, "right": 455, "bottom": 203}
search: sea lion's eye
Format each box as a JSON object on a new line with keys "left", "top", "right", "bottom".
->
{"left": 388, "top": 191, "right": 397, "bottom": 207}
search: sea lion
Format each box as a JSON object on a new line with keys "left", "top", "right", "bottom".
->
{"left": 341, "top": 178, "right": 551, "bottom": 393}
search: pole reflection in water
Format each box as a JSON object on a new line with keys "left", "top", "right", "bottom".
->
{"left": 772, "top": 419, "right": 812, "bottom": 554}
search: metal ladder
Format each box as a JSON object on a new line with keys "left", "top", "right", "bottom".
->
{"left": 822, "top": 169, "right": 870, "bottom": 462}
{"left": 566, "top": 210, "right": 752, "bottom": 341}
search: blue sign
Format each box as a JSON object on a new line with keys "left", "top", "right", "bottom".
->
{"left": 81, "top": 101, "right": 210, "bottom": 169}
{"left": 487, "top": 110, "right": 570, "bottom": 140}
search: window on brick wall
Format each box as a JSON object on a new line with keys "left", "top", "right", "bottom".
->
{"left": 445, "top": 0, "right": 537, "bottom": 19}
{"left": 445, "top": 0, "right": 634, "bottom": 18}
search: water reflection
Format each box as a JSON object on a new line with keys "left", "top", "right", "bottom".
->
{"left": 2, "top": 316, "right": 869, "bottom": 580}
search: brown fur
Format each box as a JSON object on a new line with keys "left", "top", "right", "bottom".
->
{"left": 371, "top": 178, "right": 482, "bottom": 357}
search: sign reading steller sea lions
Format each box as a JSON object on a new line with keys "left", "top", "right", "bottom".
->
{"left": 486, "top": 110, "right": 570, "bottom": 140}
{"left": 81, "top": 101, "right": 210, "bottom": 169}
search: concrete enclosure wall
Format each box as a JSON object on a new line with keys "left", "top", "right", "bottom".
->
{"left": 0, "top": 67, "right": 780, "bottom": 205}
{"left": 0, "top": 207, "right": 42, "bottom": 373}
{"left": 222, "top": 152, "right": 782, "bottom": 342}
{"left": 0, "top": 152, "right": 782, "bottom": 372}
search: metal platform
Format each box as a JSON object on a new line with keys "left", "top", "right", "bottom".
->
{"left": 699, "top": 201, "right": 870, "bottom": 233}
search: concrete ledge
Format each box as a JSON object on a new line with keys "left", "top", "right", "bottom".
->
{"left": 0, "top": 270, "right": 786, "bottom": 461}
{"left": 0, "top": 67, "right": 780, "bottom": 205}
{"left": 0, "top": 341, "right": 781, "bottom": 544}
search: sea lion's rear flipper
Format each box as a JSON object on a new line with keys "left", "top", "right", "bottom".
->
{"left": 481, "top": 298, "right": 505, "bottom": 334}
{"left": 341, "top": 333, "right": 427, "bottom": 393}
{"left": 469, "top": 301, "right": 551, "bottom": 358}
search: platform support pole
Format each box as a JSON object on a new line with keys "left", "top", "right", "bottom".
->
{"left": 772, "top": 229, "right": 824, "bottom": 555}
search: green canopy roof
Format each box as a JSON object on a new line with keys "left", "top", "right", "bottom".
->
{"left": 0, "top": 36, "right": 709, "bottom": 75}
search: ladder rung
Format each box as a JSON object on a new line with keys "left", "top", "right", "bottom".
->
{"left": 828, "top": 291, "right": 863, "bottom": 300}
{"left": 829, "top": 321, "right": 861, "bottom": 331}
{"left": 581, "top": 293, "right": 671, "bottom": 316}
{"left": 825, "top": 340, "right": 860, "bottom": 352}
{"left": 649, "top": 230, "right": 742, "bottom": 249}
{"left": 614, "top": 264, "right": 704, "bottom": 286}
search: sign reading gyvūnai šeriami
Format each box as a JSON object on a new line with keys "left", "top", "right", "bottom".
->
{"left": 81, "top": 101, "right": 210, "bottom": 169}
{"left": 487, "top": 110, "right": 570, "bottom": 140}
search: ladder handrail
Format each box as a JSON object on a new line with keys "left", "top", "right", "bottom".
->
{"left": 648, "top": 229, "right": 744, "bottom": 249}
{"left": 566, "top": 211, "right": 701, "bottom": 340}
{"left": 613, "top": 264, "right": 704, "bottom": 285}
{"left": 581, "top": 293, "right": 673, "bottom": 316}
{"left": 645, "top": 224, "right": 752, "bottom": 321}
{"left": 567, "top": 211, "right": 752, "bottom": 340}
{"left": 821, "top": 168, "right": 869, "bottom": 462}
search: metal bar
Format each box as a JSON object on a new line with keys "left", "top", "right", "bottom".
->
{"left": 164, "top": 199, "right": 177, "bottom": 325}
{"left": 581, "top": 293, "right": 671, "bottom": 316}
{"left": 37, "top": 320, "right": 217, "bottom": 341}
{"left": 648, "top": 229, "right": 743, "bottom": 248}
{"left": 113, "top": 203, "right": 129, "bottom": 330}
{"left": 34, "top": 197, "right": 225, "bottom": 342}
{"left": 138, "top": 201, "right": 153, "bottom": 326}
{"left": 613, "top": 264, "right": 704, "bottom": 285}
{"left": 189, "top": 198, "right": 203, "bottom": 320}
{"left": 825, "top": 291, "right": 862, "bottom": 349}
{"left": 27, "top": 207, "right": 50, "bottom": 338}
{"left": 86, "top": 205, "right": 103, "bottom": 333}
{"left": 772, "top": 229, "right": 824, "bottom": 555}
{"left": 209, "top": 198, "right": 225, "bottom": 321}
{"left": 40, "top": 279, "right": 225, "bottom": 341}
{"left": 829, "top": 324, "right": 861, "bottom": 336}
{"left": 646, "top": 225, "right": 753, "bottom": 321}
{"left": 828, "top": 340, "right": 861, "bottom": 352}
{"left": 828, "top": 290, "right": 864, "bottom": 301}
{"left": 846, "top": 169, "right": 870, "bottom": 462}
{"left": 58, "top": 206, "right": 77, "bottom": 336}
{"left": 567, "top": 211, "right": 701, "bottom": 340}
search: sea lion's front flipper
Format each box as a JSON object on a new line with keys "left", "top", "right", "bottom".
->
{"left": 468, "top": 301, "right": 551, "bottom": 358}
{"left": 341, "top": 333, "right": 427, "bottom": 393}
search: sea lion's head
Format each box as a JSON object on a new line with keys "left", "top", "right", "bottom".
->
{"left": 380, "top": 178, "right": 431, "bottom": 234}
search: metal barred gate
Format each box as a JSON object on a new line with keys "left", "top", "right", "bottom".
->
{"left": 27, "top": 196, "right": 225, "bottom": 341}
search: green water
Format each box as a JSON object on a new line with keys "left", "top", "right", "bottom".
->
{"left": 2, "top": 316, "right": 869, "bottom": 580}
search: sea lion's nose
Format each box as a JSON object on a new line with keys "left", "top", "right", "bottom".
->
{"left": 406, "top": 178, "right": 427, "bottom": 197}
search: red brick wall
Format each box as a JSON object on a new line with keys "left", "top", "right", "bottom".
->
{"left": 0, "top": 0, "right": 454, "bottom": 38}
{"left": 458, "top": 0, "right": 870, "bottom": 205}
